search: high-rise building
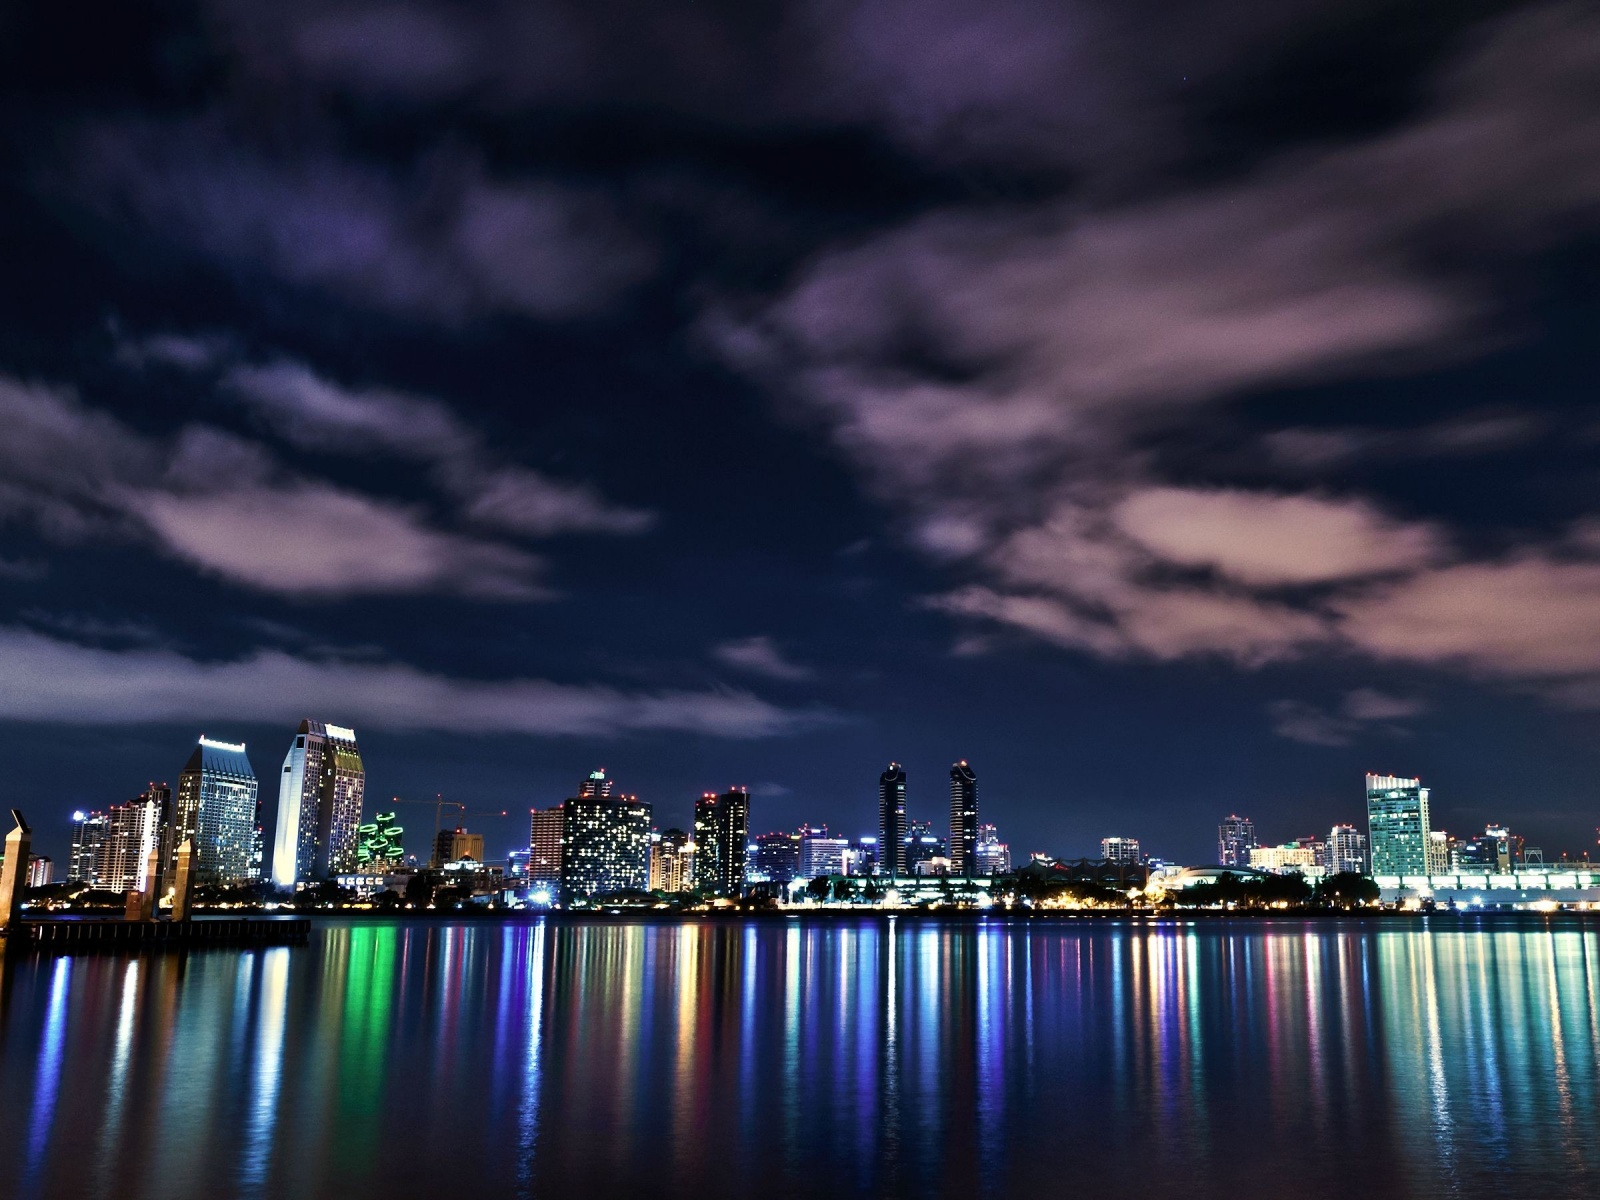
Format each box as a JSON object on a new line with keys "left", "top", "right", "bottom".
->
{"left": 68, "top": 810, "right": 107, "bottom": 885}
{"left": 271, "top": 721, "right": 366, "bottom": 887}
{"left": 97, "top": 785, "right": 171, "bottom": 893}
{"left": 1366, "top": 774, "right": 1431, "bottom": 878}
{"left": 693, "top": 789, "right": 750, "bottom": 896}
{"left": 174, "top": 737, "right": 259, "bottom": 885}
{"left": 433, "top": 828, "right": 485, "bottom": 867}
{"left": 560, "top": 777, "right": 651, "bottom": 901}
{"left": 1427, "top": 830, "right": 1451, "bottom": 876}
{"left": 753, "top": 831, "right": 801, "bottom": 883}
{"left": 26, "top": 856, "right": 52, "bottom": 888}
{"left": 356, "top": 812, "right": 404, "bottom": 873}
{"left": 879, "top": 763, "right": 908, "bottom": 876}
{"left": 650, "top": 827, "right": 693, "bottom": 892}
{"left": 975, "top": 824, "right": 1011, "bottom": 875}
{"left": 529, "top": 805, "right": 564, "bottom": 887}
{"left": 1101, "top": 836, "right": 1141, "bottom": 865}
{"left": 800, "top": 828, "right": 849, "bottom": 878}
{"left": 1325, "top": 824, "right": 1368, "bottom": 874}
{"left": 1218, "top": 815, "right": 1256, "bottom": 868}
{"left": 949, "top": 761, "right": 979, "bottom": 877}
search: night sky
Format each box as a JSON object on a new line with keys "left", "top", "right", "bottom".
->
{"left": 3, "top": 1, "right": 1599, "bottom": 869}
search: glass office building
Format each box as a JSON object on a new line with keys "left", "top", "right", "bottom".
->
{"left": 1366, "top": 773, "right": 1432, "bottom": 878}
{"left": 175, "top": 736, "right": 260, "bottom": 885}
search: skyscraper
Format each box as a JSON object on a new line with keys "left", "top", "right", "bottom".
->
{"left": 560, "top": 774, "right": 650, "bottom": 902}
{"left": 1101, "top": 836, "right": 1141, "bottom": 865}
{"left": 879, "top": 762, "right": 908, "bottom": 876}
{"left": 96, "top": 785, "right": 169, "bottom": 893}
{"left": 1325, "top": 824, "right": 1368, "bottom": 874}
{"left": 1365, "top": 774, "right": 1432, "bottom": 877}
{"left": 948, "top": 760, "right": 979, "bottom": 877}
{"left": 693, "top": 788, "right": 750, "bottom": 896}
{"left": 175, "top": 736, "right": 259, "bottom": 885}
{"left": 357, "top": 812, "right": 404, "bottom": 872}
{"left": 68, "top": 810, "right": 107, "bottom": 885}
{"left": 529, "top": 805, "right": 564, "bottom": 888}
{"left": 433, "top": 827, "right": 484, "bottom": 866}
{"left": 1218, "top": 815, "right": 1256, "bottom": 868}
{"left": 271, "top": 721, "right": 366, "bottom": 887}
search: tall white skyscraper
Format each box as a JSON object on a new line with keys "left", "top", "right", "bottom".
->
{"left": 1325, "top": 824, "right": 1368, "bottom": 874}
{"left": 272, "top": 721, "right": 365, "bottom": 887}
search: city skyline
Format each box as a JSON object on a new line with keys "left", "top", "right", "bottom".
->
{"left": 3, "top": 4, "right": 1600, "bottom": 874}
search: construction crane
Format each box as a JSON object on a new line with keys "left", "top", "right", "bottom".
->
{"left": 391, "top": 797, "right": 513, "bottom": 864}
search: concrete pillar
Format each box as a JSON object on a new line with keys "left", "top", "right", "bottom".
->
{"left": 171, "top": 838, "right": 197, "bottom": 923}
{"left": 123, "top": 891, "right": 143, "bottom": 921}
{"left": 0, "top": 810, "right": 31, "bottom": 934}
{"left": 130, "top": 846, "right": 161, "bottom": 922}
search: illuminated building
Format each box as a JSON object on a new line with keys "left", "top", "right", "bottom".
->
{"left": 1249, "top": 844, "right": 1319, "bottom": 874}
{"left": 356, "top": 812, "right": 404, "bottom": 872}
{"left": 560, "top": 778, "right": 651, "bottom": 901}
{"left": 68, "top": 810, "right": 107, "bottom": 884}
{"left": 693, "top": 788, "right": 749, "bottom": 896}
{"left": 1101, "top": 836, "right": 1141, "bottom": 865}
{"left": 845, "top": 836, "right": 879, "bottom": 876}
{"left": 1456, "top": 824, "right": 1521, "bottom": 871}
{"left": 433, "top": 827, "right": 485, "bottom": 866}
{"left": 975, "top": 824, "right": 1011, "bottom": 875}
{"left": 650, "top": 827, "right": 693, "bottom": 891}
{"left": 26, "top": 856, "right": 52, "bottom": 887}
{"left": 97, "top": 784, "right": 171, "bottom": 893}
{"left": 1325, "top": 824, "right": 1368, "bottom": 874}
{"left": 1366, "top": 774, "right": 1432, "bottom": 878}
{"left": 271, "top": 721, "right": 366, "bottom": 887}
{"left": 904, "top": 821, "right": 946, "bottom": 875}
{"left": 753, "top": 831, "right": 801, "bottom": 883}
{"left": 949, "top": 760, "right": 979, "bottom": 877}
{"left": 799, "top": 828, "right": 849, "bottom": 878}
{"left": 175, "top": 736, "right": 259, "bottom": 885}
{"left": 1427, "top": 830, "right": 1451, "bottom": 876}
{"left": 879, "top": 762, "right": 908, "bottom": 876}
{"left": 529, "top": 805, "right": 564, "bottom": 887}
{"left": 1218, "top": 815, "right": 1256, "bottom": 867}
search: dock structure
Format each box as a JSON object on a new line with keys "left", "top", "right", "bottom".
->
{"left": 16, "top": 918, "right": 311, "bottom": 952}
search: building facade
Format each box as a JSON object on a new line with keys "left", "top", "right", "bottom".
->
{"left": 96, "top": 786, "right": 169, "bottom": 893}
{"left": 561, "top": 788, "right": 651, "bottom": 901}
{"left": 1101, "top": 836, "right": 1141, "bottom": 865}
{"left": 879, "top": 762, "right": 908, "bottom": 876}
{"left": 753, "top": 831, "right": 801, "bottom": 883}
{"left": 68, "top": 810, "right": 107, "bottom": 885}
{"left": 1250, "top": 844, "right": 1319, "bottom": 874}
{"left": 975, "top": 824, "right": 1011, "bottom": 875}
{"left": 1325, "top": 824, "right": 1368, "bottom": 874}
{"left": 529, "top": 805, "right": 564, "bottom": 887}
{"left": 433, "top": 828, "right": 485, "bottom": 866}
{"left": 1366, "top": 774, "right": 1432, "bottom": 878}
{"left": 649, "top": 827, "right": 693, "bottom": 892}
{"left": 949, "top": 761, "right": 979, "bottom": 877}
{"left": 356, "top": 811, "right": 404, "bottom": 872}
{"left": 1218, "top": 815, "right": 1256, "bottom": 868}
{"left": 692, "top": 788, "right": 750, "bottom": 896}
{"left": 272, "top": 721, "right": 366, "bottom": 887}
{"left": 800, "top": 830, "right": 849, "bottom": 878}
{"left": 175, "top": 737, "right": 260, "bottom": 885}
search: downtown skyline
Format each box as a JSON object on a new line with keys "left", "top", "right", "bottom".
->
{"left": 2, "top": 2, "right": 1600, "bottom": 870}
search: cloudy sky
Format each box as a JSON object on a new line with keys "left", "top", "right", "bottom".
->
{"left": 3, "top": 1, "right": 1599, "bottom": 866}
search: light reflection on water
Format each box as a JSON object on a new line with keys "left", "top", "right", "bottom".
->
{"left": 0, "top": 918, "right": 1596, "bottom": 1200}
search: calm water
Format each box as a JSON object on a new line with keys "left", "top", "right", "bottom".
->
{"left": 1, "top": 917, "right": 1597, "bottom": 1199}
